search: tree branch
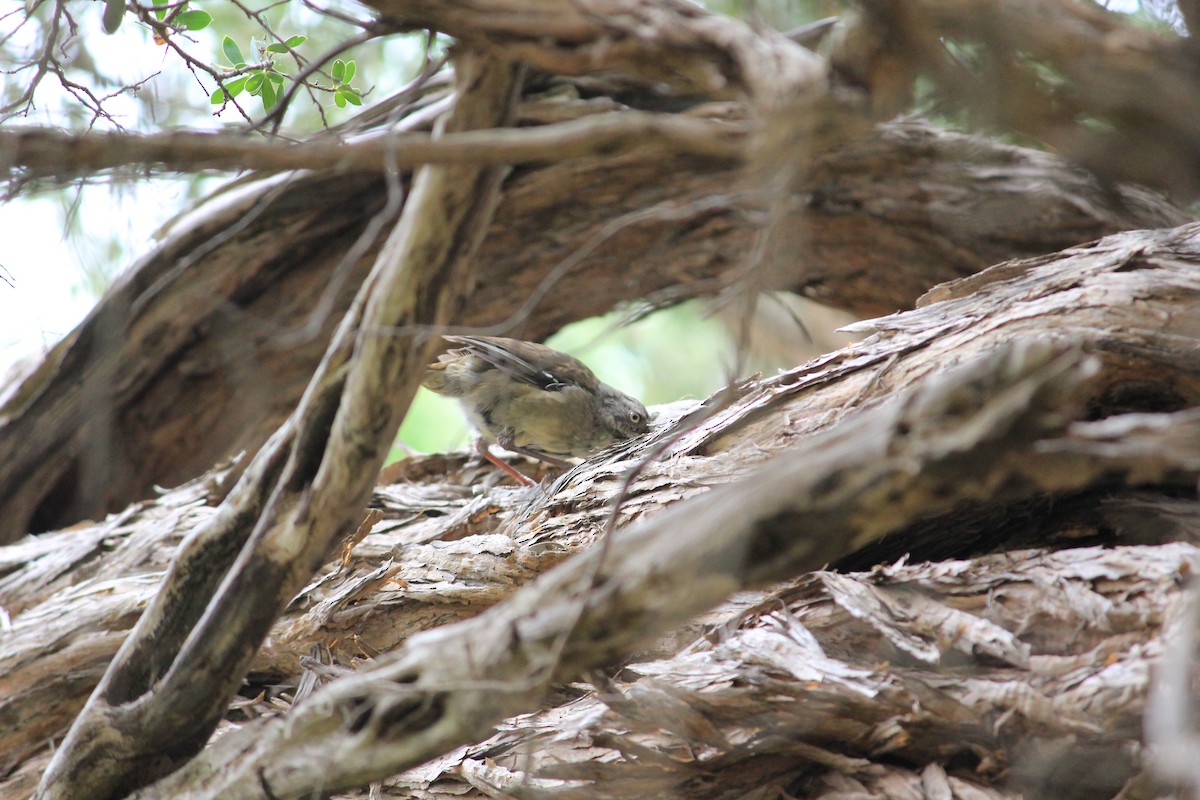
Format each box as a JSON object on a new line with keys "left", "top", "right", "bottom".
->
{"left": 841, "top": 0, "right": 1200, "bottom": 199}
{"left": 363, "top": 0, "right": 826, "bottom": 104}
{"left": 382, "top": 538, "right": 1198, "bottom": 799}
{"left": 32, "top": 50, "right": 524, "bottom": 800}
{"left": 0, "top": 105, "right": 1188, "bottom": 546}
{"left": 132, "top": 336, "right": 1200, "bottom": 798}
{"left": 4, "top": 222, "right": 1200, "bottom": 797}
{"left": 0, "top": 112, "right": 742, "bottom": 186}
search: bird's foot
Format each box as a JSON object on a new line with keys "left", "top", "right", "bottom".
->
{"left": 475, "top": 439, "right": 536, "bottom": 486}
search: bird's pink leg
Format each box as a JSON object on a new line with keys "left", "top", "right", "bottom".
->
{"left": 475, "top": 438, "right": 535, "bottom": 486}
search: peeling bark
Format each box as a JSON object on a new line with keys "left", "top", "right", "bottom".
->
{"left": 31, "top": 51, "right": 524, "bottom": 800}
{"left": 5, "top": 1, "right": 1200, "bottom": 797}
{"left": 0, "top": 109, "right": 1186, "bottom": 544}
{"left": 3, "top": 223, "right": 1200, "bottom": 798}
{"left": 370, "top": 541, "right": 1194, "bottom": 800}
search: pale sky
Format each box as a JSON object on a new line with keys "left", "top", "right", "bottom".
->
{"left": 0, "top": 181, "right": 196, "bottom": 370}
{"left": 0, "top": 197, "right": 104, "bottom": 368}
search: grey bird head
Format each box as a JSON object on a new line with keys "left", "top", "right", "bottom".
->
{"left": 594, "top": 383, "right": 650, "bottom": 443}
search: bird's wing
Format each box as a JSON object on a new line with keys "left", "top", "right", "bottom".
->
{"left": 443, "top": 335, "right": 599, "bottom": 393}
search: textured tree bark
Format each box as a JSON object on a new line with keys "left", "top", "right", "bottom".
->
{"left": 0, "top": 107, "right": 1186, "bottom": 544}
{"left": 837, "top": 0, "right": 1200, "bottom": 199}
{"left": 30, "top": 51, "right": 524, "bottom": 800}
{"left": 1, "top": 0, "right": 1193, "bottom": 544}
{"left": 369, "top": 539, "right": 1197, "bottom": 800}
{"left": 3, "top": 223, "right": 1199, "bottom": 799}
{"left": 6, "top": 1, "right": 1200, "bottom": 797}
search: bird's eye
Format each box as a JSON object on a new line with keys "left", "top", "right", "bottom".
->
{"left": 629, "top": 411, "right": 643, "bottom": 424}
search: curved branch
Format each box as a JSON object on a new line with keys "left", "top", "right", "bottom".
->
{"left": 32, "top": 50, "right": 524, "bottom": 800}
{"left": 4, "top": 222, "right": 1200, "bottom": 798}
{"left": 0, "top": 107, "right": 1188, "bottom": 546}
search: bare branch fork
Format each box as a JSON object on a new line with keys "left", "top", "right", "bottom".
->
{"left": 32, "top": 50, "right": 523, "bottom": 800}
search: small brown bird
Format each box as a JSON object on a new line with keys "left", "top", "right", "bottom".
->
{"left": 422, "top": 335, "right": 650, "bottom": 485}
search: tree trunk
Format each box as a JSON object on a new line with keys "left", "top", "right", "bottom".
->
{"left": 5, "top": 0, "right": 1200, "bottom": 797}
{"left": 0, "top": 112, "right": 1188, "bottom": 543}
{"left": 4, "top": 222, "right": 1200, "bottom": 798}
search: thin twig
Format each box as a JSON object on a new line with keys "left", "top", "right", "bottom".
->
{"left": 258, "top": 28, "right": 378, "bottom": 135}
{"left": 0, "top": 0, "right": 63, "bottom": 118}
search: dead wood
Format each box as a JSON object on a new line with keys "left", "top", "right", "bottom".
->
{"left": 367, "top": 540, "right": 1196, "bottom": 800}
{"left": 0, "top": 113, "right": 740, "bottom": 179}
{"left": 3, "top": 222, "right": 1199, "bottom": 798}
{"left": 0, "top": 105, "right": 1186, "bottom": 544}
{"left": 5, "top": 1, "right": 1200, "bottom": 797}
{"left": 839, "top": 0, "right": 1200, "bottom": 199}
{"left": 30, "top": 51, "right": 524, "bottom": 800}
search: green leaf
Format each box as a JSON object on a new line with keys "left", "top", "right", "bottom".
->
{"left": 224, "top": 76, "right": 247, "bottom": 97}
{"left": 342, "top": 60, "right": 356, "bottom": 84}
{"left": 342, "top": 88, "right": 361, "bottom": 106}
{"left": 334, "top": 91, "right": 346, "bottom": 109}
{"left": 153, "top": 0, "right": 167, "bottom": 21}
{"left": 284, "top": 34, "right": 307, "bottom": 47}
{"left": 210, "top": 87, "right": 225, "bottom": 104}
{"left": 267, "top": 71, "right": 284, "bottom": 87}
{"left": 265, "top": 42, "right": 289, "bottom": 54}
{"left": 175, "top": 10, "right": 211, "bottom": 30}
{"left": 245, "top": 72, "right": 263, "bottom": 95}
{"left": 261, "top": 80, "right": 277, "bottom": 110}
{"left": 222, "top": 35, "right": 244, "bottom": 67}
{"left": 331, "top": 59, "right": 345, "bottom": 83}
{"left": 102, "top": 0, "right": 125, "bottom": 33}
